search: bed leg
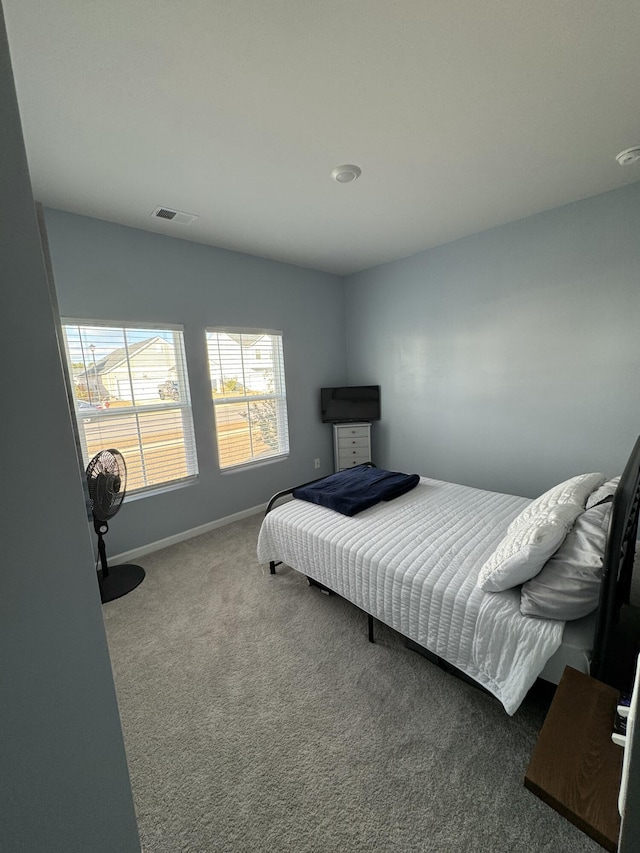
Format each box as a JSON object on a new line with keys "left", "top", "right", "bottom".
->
{"left": 368, "top": 613, "right": 375, "bottom": 643}
{"left": 270, "top": 561, "right": 276, "bottom": 574}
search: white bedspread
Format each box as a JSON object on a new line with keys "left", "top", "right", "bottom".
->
{"left": 257, "top": 477, "right": 566, "bottom": 715}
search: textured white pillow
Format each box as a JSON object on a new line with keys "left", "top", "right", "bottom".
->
{"left": 508, "top": 472, "right": 606, "bottom": 533}
{"left": 585, "top": 476, "right": 620, "bottom": 511}
{"left": 478, "top": 503, "right": 583, "bottom": 593}
{"left": 520, "top": 502, "right": 612, "bottom": 620}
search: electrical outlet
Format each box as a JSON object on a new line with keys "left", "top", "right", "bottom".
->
{"left": 314, "top": 458, "right": 320, "bottom": 469}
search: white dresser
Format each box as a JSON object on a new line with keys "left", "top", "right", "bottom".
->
{"left": 333, "top": 422, "right": 372, "bottom": 471}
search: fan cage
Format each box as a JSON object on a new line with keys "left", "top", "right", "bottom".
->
{"left": 86, "top": 449, "right": 127, "bottom": 521}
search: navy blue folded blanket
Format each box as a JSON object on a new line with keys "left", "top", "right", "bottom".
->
{"left": 292, "top": 464, "right": 420, "bottom": 516}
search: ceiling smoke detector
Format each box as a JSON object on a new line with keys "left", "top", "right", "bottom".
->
{"left": 151, "top": 207, "right": 198, "bottom": 225}
{"left": 615, "top": 147, "right": 640, "bottom": 166}
{"left": 331, "top": 164, "right": 362, "bottom": 184}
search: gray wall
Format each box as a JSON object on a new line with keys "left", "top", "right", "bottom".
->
{"left": 0, "top": 9, "right": 140, "bottom": 852}
{"left": 344, "top": 181, "right": 640, "bottom": 847}
{"left": 44, "top": 209, "right": 346, "bottom": 555}
{"left": 344, "top": 181, "right": 640, "bottom": 497}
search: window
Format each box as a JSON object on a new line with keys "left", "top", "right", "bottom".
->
{"left": 62, "top": 321, "right": 198, "bottom": 494}
{"left": 206, "top": 329, "right": 289, "bottom": 470}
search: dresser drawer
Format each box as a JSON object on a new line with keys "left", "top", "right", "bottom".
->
{"left": 338, "top": 436, "right": 369, "bottom": 450}
{"left": 338, "top": 449, "right": 370, "bottom": 466}
{"left": 335, "top": 425, "right": 369, "bottom": 439}
{"left": 339, "top": 455, "right": 371, "bottom": 469}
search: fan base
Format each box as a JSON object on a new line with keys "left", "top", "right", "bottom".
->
{"left": 98, "top": 564, "right": 145, "bottom": 603}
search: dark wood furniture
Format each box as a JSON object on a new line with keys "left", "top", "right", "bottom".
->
{"left": 525, "top": 666, "right": 623, "bottom": 851}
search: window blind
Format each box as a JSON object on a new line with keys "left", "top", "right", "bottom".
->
{"left": 206, "top": 329, "right": 289, "bottom": 470}
{"left": 62, "top": 322, "right": 198, "bottom": 494}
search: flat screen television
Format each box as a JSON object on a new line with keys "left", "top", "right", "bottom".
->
{"left": 320, "top": 385, "right": 381, "bottom": 423}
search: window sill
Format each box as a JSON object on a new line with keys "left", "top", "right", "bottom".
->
{"left": 220, "top": 454, "right": 289, "bottom": 475}
{"left": 126, "top": 475, "right": 199, "bottom": 501}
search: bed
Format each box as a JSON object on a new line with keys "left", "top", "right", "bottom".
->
{"left": 257, "top": 436, "right": 640, "bottom": 715}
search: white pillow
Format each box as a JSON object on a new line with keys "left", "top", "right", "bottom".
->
{"left": 585, "top": 476, "right": 620, "bottom": 510}
{"left": 508, "top": 472, "right": 606, "bottom": 533}
{"left": 520, "top": 501, "right": 612, "bottom": 620}
{"left": 478, "top": 503, "right": 583, "bottom": 593}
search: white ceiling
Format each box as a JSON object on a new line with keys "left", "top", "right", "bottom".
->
{"left": 4, "top": 1, "right": 640, "bottom": 275}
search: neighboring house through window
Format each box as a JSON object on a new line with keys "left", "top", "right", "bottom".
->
{"left": 62, "top": 321, "right": 198, "bottom": 494}
{"left": 206, "top": 329, "right": 289, "bottom": 470}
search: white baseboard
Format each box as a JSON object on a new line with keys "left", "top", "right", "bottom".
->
{"left": 111, "top": 503, "right": 267, "bottom": 565}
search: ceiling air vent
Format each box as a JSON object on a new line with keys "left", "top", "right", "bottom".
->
{"left": 151, "top": 207, "right": 198, "bottom": 225}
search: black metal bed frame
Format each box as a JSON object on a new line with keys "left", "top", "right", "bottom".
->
{"left": 264, "top": 441, "right": 640, "bottom": 683}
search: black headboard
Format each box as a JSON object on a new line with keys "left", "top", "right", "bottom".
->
{"left": 591, "top": 435, "right": 640, "bottom": 683}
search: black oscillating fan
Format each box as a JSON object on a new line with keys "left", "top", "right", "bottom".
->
{"left": 86, "top": 449, "right": 145, "bottom": 603}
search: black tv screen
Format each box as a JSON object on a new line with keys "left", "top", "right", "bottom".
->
{"left": 320, "top": 385, "right": 381, "bottom": 423}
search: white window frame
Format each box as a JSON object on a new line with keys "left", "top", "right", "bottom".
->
{"left": 206, "top": 327, "right": 289, "bottom": 471}
{"left": 62, "top": 319, "right": 198, "bottom": 496}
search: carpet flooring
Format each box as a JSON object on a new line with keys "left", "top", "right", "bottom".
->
{"left": 103, "top": 514, "right": 602, "bottom": 853}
